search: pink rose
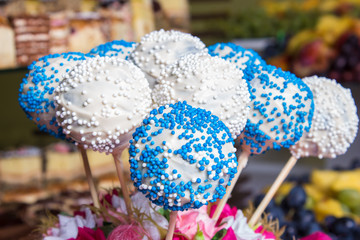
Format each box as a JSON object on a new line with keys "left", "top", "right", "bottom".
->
{"left": 68, "top": 227, "right": 106, "bottom": 240}
{"left": 210, "top": 203, "right": 237, "bottom": 225}
{"left": 222, "top": 227, "right": 237, "bottom": 240}
{"left": 107, "top": 224, "right": 148, "bottom": 240}
{"left": 300, "top": 232, "right": 332, "bottom": 240}
{"left": 255, "top": 225, "right": 276, "bottom": 239}
{"left": 176, "top": 206, "right": 220, "bottom": 240}
{"left": 173, "top": 230, "right": 191, "bottom": 240}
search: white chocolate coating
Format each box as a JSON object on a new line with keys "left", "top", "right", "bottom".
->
{"left": 152, "top": 53, "right": 250, "bottom": 138}
{"left": 129, "top": 29, "right": 206, "bottom": 88}
{"left": 238, "top": 65, "right": 314, "bottom": 155}
{"left": 19, "top": 53, "right": 91, "bottom": 139}
{"left": 291, "top": 76, "right": 359, "bottom": 159}
{"left": 54, "top": 56, "right": 152, "bottom": 153}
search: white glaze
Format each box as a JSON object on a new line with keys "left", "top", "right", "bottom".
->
{"left": 152, "top": 53, "right": 250, "bottom": 138}
{"left": 54, "top": 56, "right": 152, "bottom": 153}
{"left": 130, "top": 29, "right": 206, "bottom": 88}
{"left": 291, "top": 76, "right": 359, "bottom": 159}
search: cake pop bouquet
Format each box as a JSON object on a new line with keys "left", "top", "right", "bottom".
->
{"left": 21, "top": 28, "right": 357, "bottom": 240}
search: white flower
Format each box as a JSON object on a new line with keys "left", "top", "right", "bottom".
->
{"left": 220, "top": 210, "right": 263, "bottom": 240}
{"left": 44, "top": 208, "right": 96, "bottom": 240}
{"left": 111, "top": 192, "right": 168, "bottom": 240}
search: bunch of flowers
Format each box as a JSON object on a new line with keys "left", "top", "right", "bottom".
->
{"left": 39, "top": 189, "right": 331, "bottom": 240}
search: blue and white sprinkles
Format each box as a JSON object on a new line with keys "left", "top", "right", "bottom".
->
{"left": 18, "top": 52, "right": 92, "bottom": 139}
{"left": 88, "top": 40, "right": 137, "bottom": 59}
{"left": 208, "top": 42, "right": 266, "bottom": 72}
{"left": 239, "top": 65, "right": 315, "bottom": 155}
{"left": 129, "top": 101, "right": 238, "bottom": 211}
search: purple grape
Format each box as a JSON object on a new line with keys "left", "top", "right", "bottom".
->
{"left": 330, "top": 217, "right": 356, "bottom": 236}
{"left": 285, "top": 185, "right": 307, "bottom": 209}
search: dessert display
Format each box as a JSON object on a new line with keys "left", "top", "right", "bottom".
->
{"left": 11, "top": 15, "right": 50, "bottom": 66}
{"left": 12, "top": 29, "right": 358, "bottom": 240}
{"left": 152, "top": 0, "right": 190, "bottom": 33}
{"left": 0, "top": 147, "right": 42, "bottom": 185}
{"left": 49, "top": 12, "right": 70, "bottom": 54}
{"left": 130, "top": 0, "right": 156, "bottom": 41}
{"left": 98, "top": 0, "right": 133, "bottom": 41}
{"left": 0, "top": 0, "right": 175, "bottom": 70}
{"left": 0, "top": 143, "right": 131, "bottom": 204}
{"left": 45, "top": 143, "right": 121, "bottom": 181}
{"left": 68, "top": 13, "right": 107, "bottom": 54}
{"left": 0, "top": 17, "right": 16, "bottom": 68}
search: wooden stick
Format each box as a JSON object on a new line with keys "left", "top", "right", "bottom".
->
{"left": 248, "top": 155, "right": 298, "bottom": 227}
{"left": 78, "top": 146, "right": 100, "bottom": 208}
{"left": 212, "top": 151, "right": 249, "bottom": 222}
{"left": 113, "top": 151, "right": 133, "bottom": 217}
{"left": 166, "top": 211, "right": 178, "bottom": 240}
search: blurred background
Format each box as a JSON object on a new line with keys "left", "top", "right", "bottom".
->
{"left": 0, "top": 0, "right": 360, "bottom": 239}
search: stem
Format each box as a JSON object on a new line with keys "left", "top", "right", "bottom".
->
{"left": 248, "top": 155, "right": 298, "bottom": 227}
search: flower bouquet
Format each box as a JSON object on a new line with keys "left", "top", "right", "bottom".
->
{"left": 40, "top": 189, "right": 331, "bottom": 240}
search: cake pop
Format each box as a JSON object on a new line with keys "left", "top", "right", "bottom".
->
{"left": 249, "top": 76, "right": 358, "bottom": 226}
{"left": 54, "top": 56, "right": 152, "bottom": 154}
{"left": 239, "top": 65, "right": 314, "bottom": 155}
{"left": 213, "top": 64, "right": 315, "bottom": 221}
{"left": 18, "top": 52, "right": 101, "bottom": 207}
{"left": 208, "top": 42, "right": 265, "bottom": 71}
{"left": 54, "top": 56, "right": 152, "bottom": 215}
{"left": 129, "top": 29, "right": 207, "bottom": 88}
{"left": 129, "top": 101, "right": 238, "bottom": 239}
{"left": 89, "top": 40, "right": 136, "bottom": 59}
{"left": 291, "top": 76, "right": 358, "bottom": 159}
{"left": 152, "top": 53, "right": 250, "bottom": 138}
{"left": 18, "top": 52, "right": 92, "bottom": 138}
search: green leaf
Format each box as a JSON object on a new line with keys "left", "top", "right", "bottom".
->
{"left": 211, "top": 228, "right": 227, "bottom": 240}
{"left": 194, "top": 231, "right": 205, "bottom": 240}
{"left": 157, "top": 208, "right": 170, "bottom": 222}
{"left": 99, "top": 224, "right": 115, "bottom": 237}
{"left": 193, "top": 224, "right": 205, "bottom": 240}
